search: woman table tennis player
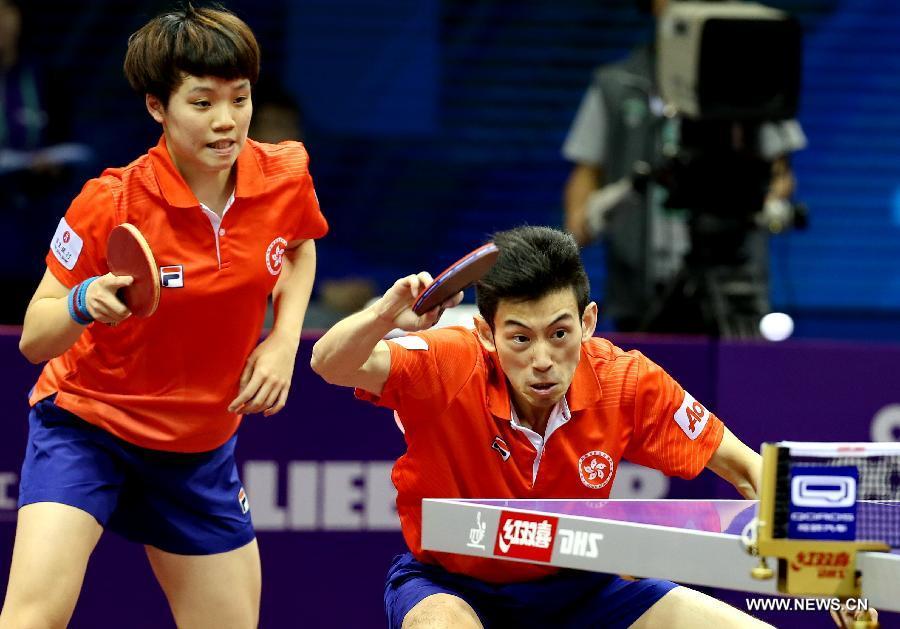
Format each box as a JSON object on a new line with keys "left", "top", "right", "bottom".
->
{"left": 2, "top": 5, "right": 326, "bottom": 628}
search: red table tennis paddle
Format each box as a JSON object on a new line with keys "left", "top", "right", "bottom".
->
{"left": 412, "top": 243, "right": 499, "bottom": 315}
{"left": 106, "top": 223, "right": 160, "bottom": 317}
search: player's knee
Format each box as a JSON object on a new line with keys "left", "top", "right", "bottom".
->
{"left": 632, "top": 587, "right": 774, "bottom": 629}
{"left": 169, "top": 594, "right": 259, "bottom": 629}
{"left": 0, "top": 602, "right": 71, "bottom": 629}
{"left": 401, "top": 593, "right": 482, "bottom": 629}
{"left": 170, "top": 606, "right": 258, "bottom": 629}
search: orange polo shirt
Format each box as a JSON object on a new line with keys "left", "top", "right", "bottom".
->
{"left": 30, "top": 136, "right": 328, "bottom": 452}
{"left": 357, "top": 327, "right": 724, "bottom": 584}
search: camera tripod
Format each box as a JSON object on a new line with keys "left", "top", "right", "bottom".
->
{"left": 639, "top": 214, "right": 770, "bottom": 339}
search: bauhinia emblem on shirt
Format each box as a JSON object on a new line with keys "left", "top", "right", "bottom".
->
{"left": 673, "top": 390, "right": 709, "bottom": 441}
{"left": 578, "top": 450, "right": 615, "bottom": 490}
{"left": 265, "top": 237, "right": 288, "bottom": 275}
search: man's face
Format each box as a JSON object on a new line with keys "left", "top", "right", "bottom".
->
{"left": 476, "top": 288, "right": 597, "bottom": 420}
{"left": 147, "top": 74, "right": 253, "bottom": 181}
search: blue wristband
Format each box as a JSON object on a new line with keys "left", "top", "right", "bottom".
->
{"left": 77, "top": 276, "right": 99, "bottom": 322}
{"left": 67, "top": 286, "right": 91, "bottom": 325}
{"left": 68, "top": 276, "right": 100, "bottom": 326}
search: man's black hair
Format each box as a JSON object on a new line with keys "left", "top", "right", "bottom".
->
{"left": 476, "top": 226, "right": 590, "bottom": 328}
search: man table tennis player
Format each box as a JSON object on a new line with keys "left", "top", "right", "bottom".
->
{"left": 311, "top": 226, "right": 771, "bottom": 628}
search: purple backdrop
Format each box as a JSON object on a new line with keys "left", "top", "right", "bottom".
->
{"left": 0, "top": 329, "right": 897, "bottom": 627}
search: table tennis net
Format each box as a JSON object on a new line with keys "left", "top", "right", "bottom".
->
{"left": 772, "top": 443, "right": 900, "bottom": 548}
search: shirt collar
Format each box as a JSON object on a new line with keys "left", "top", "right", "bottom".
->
{"left": 148, "top": 135, "right": 266, "bottom": 208}
{"left": 510, "top": 395, "right": 571, "bottom": 427}
{"left": 485, "top": 342, "right": 602, "bottom": 420}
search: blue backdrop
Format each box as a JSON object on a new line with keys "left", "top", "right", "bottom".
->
{"left": 8, "top": 0, "right": 900, "bottom": 339}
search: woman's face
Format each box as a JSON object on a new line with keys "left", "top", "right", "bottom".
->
{"left": 148, "top": 74, "right": 253, "bottom": 183}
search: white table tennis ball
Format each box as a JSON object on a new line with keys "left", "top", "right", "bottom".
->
{"left": 759, "top": 312, "right": 794, "bottom": 342}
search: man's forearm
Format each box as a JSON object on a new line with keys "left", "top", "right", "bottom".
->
{"left": 310, "top": 303, "right": 394, "bottom": 383}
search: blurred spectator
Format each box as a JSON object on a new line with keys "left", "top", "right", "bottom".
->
{"left": 0, "top": 0, "right": 90, "bottom": 323}
{"left": 251, "top": 80, "right": 375, "bottom": 329}
{"left": 249, "top": 81, "right": 305, "bottom": 144}
{"left": 562, "top": 0, "right": 805, "bottom": 335}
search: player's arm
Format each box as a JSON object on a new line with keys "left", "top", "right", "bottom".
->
{"left": 705, "top": 427, "right": 762, "bottom": 499}
{"left": 19, "top": 268, "right": 133, "bottom": 364}
{"left": 228, "top": 239, "right": 315, "bottom": 416}
{"left": 270, "top": 238, "right": 316, "bottom": 343}
{"left": 310, "top": 272, "right": 460, "bottom": 395}
{"left": 563, "top": 163, "right": 604, "bottom": 246}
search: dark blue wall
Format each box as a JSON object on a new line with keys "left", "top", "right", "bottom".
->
{"left": 10, "top": 0, "right": 900, "bottom": 339}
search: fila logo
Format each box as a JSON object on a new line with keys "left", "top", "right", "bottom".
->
{"left": 673, "top": 391, "right": 709, "bottom": 440}
{"left": 491, "top": 436, "right": 511, "bottom": 461}
{"left": 160, "top": 265, "right": 184, "bottom": 288}
{"left": 238, "top": 487, "right": 250, "bottom": 514}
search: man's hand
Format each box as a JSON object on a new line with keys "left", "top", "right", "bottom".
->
{"left": 228, "top": 329, "right": 300, "bottom": 417}
{"left": 831, "top": 604, "right": 877, "bottom": 628}
{"left": 372, "top": 272, "right": 463, "bottom": 332}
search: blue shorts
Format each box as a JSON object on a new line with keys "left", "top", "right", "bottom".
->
{"left": 18, "top": 397, "right": 255, "bottom": 555}
{"left": 385, "top": 552, "right": 678, "bottom": 629}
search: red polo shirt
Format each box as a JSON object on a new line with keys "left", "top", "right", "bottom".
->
{"left": 30, "top": 136, "right": 328, "bottom": 452}
{"left": 357, "top": 327, "right": 724, "bottom": 583}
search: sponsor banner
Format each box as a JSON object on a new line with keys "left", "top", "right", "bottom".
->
{"left": 557, "top": 527, "right": 604, "bottom": 558}
{"left": 493, "top": 510, "right": 557, "bottom": 562}
{"left": 788, "top": 465, "right": 858, "bottom": 541}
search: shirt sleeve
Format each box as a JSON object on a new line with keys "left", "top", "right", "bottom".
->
{"left": 623, "top": 352, "right": 724, "bottom": 479}
{"left": 354, "top": 327, "right": 479, "bottom": 430}
{"left": 288, "top": 144, "right": 328, "bottom": 242}
{"left": 45, "top": 178, "right": 117, "bottom": 288}
{"left": 562, "top": 82, "right": 609, "bottom": 167}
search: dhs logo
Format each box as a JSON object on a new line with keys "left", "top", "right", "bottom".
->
{"left": 493, "top": 511, "right": 557, "bottom": 562}
{"left": 791, "top": 475, "right": 856, "bottom": 508}
{"left": 557, "top": 528, "right": 604, "bottom": 558}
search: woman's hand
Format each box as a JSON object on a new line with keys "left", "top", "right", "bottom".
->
{"left": 228, "top": 329, "right": 300, "bottom": 417}
{"left": 85, "top": 273, "right": 134, "bottom": 325}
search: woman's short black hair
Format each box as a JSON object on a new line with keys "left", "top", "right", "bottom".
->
{"left": 124, "top": 4, "right": 260, "bottom": 104}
